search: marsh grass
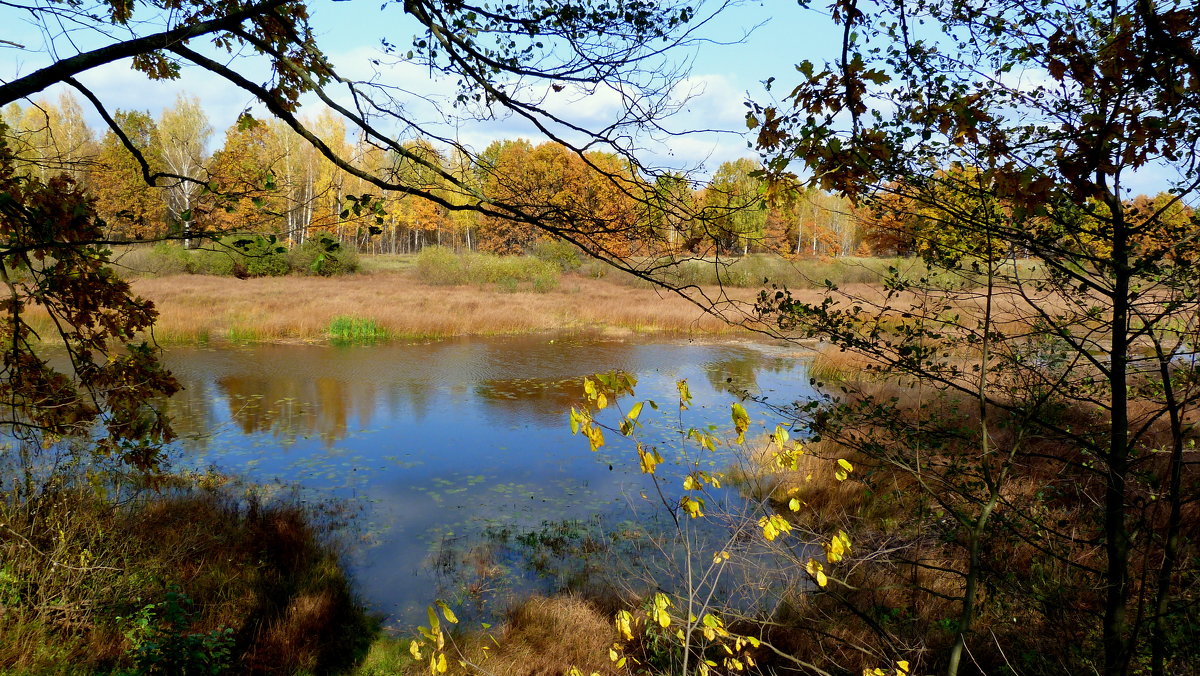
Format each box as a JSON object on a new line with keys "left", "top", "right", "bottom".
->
{"left": 328, "top": 316, "right": 388, "bottom": 345}
{"left": 392, "top": 596, "right": 617, "bottom": 676}
{"left": 94, "top": 272, "right": 747, "bottom": 346}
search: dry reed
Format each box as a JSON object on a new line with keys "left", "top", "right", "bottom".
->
{"left": 113, "top": 273, "right": 768, "bottom": 344}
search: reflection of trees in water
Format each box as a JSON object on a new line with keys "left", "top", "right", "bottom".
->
{"left": 158, "top": 378, "right": 219, "bottom": 450}
{"left": 474, "top": 377, "right": 590, "bottom": 427}
{"left": 214, "top": 375, "right": 377, "bottom": 446}
{"left": 703, "top": 350, "right": 797, "bottom": 397}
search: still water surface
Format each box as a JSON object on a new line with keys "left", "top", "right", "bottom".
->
{"left": 159, "top": 334, "right": 814, "bottom": 626}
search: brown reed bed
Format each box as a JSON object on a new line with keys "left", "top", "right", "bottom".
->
{"left": 97, "top": 273, "right": 797, "bottom": 345}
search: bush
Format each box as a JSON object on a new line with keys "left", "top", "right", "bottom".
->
{"left": 414, "top": 246, "right": 560, "bottom": 292}
{"left": 230, "top": 235, "right": 291, "bottom": 277}
{"left": 530, "top": 238, "right": 584, "bottom": 271}
{"left": 414, "top": 246, "right": 468, "bottom": 285}
{"left": 289, "top": 236, "right": 360, "bottom": 276}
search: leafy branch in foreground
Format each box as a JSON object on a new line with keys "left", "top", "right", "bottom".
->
{"left": 0, "top": 128, "right": 178, "bottom": 468}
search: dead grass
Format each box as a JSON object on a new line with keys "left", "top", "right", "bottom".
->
{"left": 392, "top": 596, "right": 617, "bottom": 676}
{"left": 109, "top": 273, "right": 771, "bottom": 344}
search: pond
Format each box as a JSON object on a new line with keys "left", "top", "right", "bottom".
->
{"left": 157, "top": 333, "right": 816, "bottom": 628}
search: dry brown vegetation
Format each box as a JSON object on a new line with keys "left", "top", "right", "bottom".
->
{"left": 717, "top": 346, "right": 1200, "bottom": 675}
{"left": 119, "top": 273, "right": 770, "bottom": 344}
{"left": 421, "top": 596, "right": 618, "bottom": 676}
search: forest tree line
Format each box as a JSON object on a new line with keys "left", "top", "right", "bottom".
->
{"left": 2, "top": 92, "right": 864, "bottom": 258}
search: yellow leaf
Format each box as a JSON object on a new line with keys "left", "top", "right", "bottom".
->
{"left": 827, "top": 530, "right": 851, "bottom": 563}
{"left": 683, "top": 475, "right": 699, "bottom": 490}
{"left": 712, "top": 550, "right": 730, "bottom": 564}
{"left": 835, "top": 468, "right": 848, "bottom": 481}
{"left": 585, "top": 424, "right": 605, "bottom": 452}
{"left": 759, "top": 515, "right": 792, "bottom": 541}
{"left": 681, "top": 496, "right": 705, "bottom": 518}
{"left": 638, "top": 445, "right": 661, "bottom": 474}
{"left": 434, "top": 653, "right": 447, "bottom": 674}
{"left": 436, "top": 600, "right": 458, "bottom": 624}
{"left": 597, "top": 393, "right": 608, "bottom": 410}
{"left": 615, "top": 610, "right": 634, "bottom": 640}
{"left": 897, "top": 660, "right": 910, "bottom": 674}
{"left": 609, "top": 648, "right": 620, "bottom": 662}
{"left": 409, "top": 640, "right": 422, "bottom": 660}
{"left": 731, "top": 402, "right": 750, "bottom": 444}
{"left": 838, "top": 458, "right": 854, "bottom": 473}
{"left": 772, "top": 424, "right": 789, "bottom": 448}
{"left": 627, "top": 401, "right": 643, "bottom": 421}
{"left": 788, "top": 498, "right": 801, "bottom": 512}
{"left": 677, "top": 380, "right": 692, "bottom": 409}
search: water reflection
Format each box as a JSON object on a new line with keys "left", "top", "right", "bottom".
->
{"left": 157, "top": 334, "right": 814, "bottom": 625}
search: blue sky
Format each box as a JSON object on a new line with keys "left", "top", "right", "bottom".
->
{"left": 1, "top": 1, "right": 840, "bottom": 174}
{"left": 1, "top": 1, "right": 1173, "bottom": 193}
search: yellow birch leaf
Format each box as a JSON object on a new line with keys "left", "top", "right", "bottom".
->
{"left": 436, "top": 600, "right": 458, "bottom": 624}
{"left": 615, "top": 610, "right": 634, "bottom": 640}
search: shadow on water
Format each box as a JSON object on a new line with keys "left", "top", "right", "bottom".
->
{"left": 151, "top": 334, "right": 815, "bottom": 627}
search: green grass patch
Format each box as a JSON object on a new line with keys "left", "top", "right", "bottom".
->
{"left": 328, "top": 316, "right": 388, "bottom": 345}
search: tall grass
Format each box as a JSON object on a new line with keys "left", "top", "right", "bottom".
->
{"left": 328, "top": 316, "right": 388, "bottom": 345}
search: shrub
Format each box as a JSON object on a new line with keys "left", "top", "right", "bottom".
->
{"left": 414, "top": 246, "right": 560, "bottom": 292}
{"left": 530, "top": 238, "right": 584, "bottom": 271}
{"left": 229, "top": 235, "right": 291, "bottom": 277}
{"left": 289, "top": 236, "right": 360, "bottom": 276}
{"left": 414, "top": 246, "right": 468, "bottom": 285}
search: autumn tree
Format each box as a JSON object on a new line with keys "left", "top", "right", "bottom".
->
{"left": 0, "top": 128, "right": 178, "bottom": 466}
{"left": 2, "top": 94, "right": 96, "bottom": 185}
{"left": 750, "top": 1, "right": 1200, "bottom": 674}
{"left": 702, "top": 157, "right": 766, "bottom": 255}
{"left": 156, "top": 95, "right": 212, "bottom": 245}
{"left": 90, "top": 110, "right": 165, "bottom": 239}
